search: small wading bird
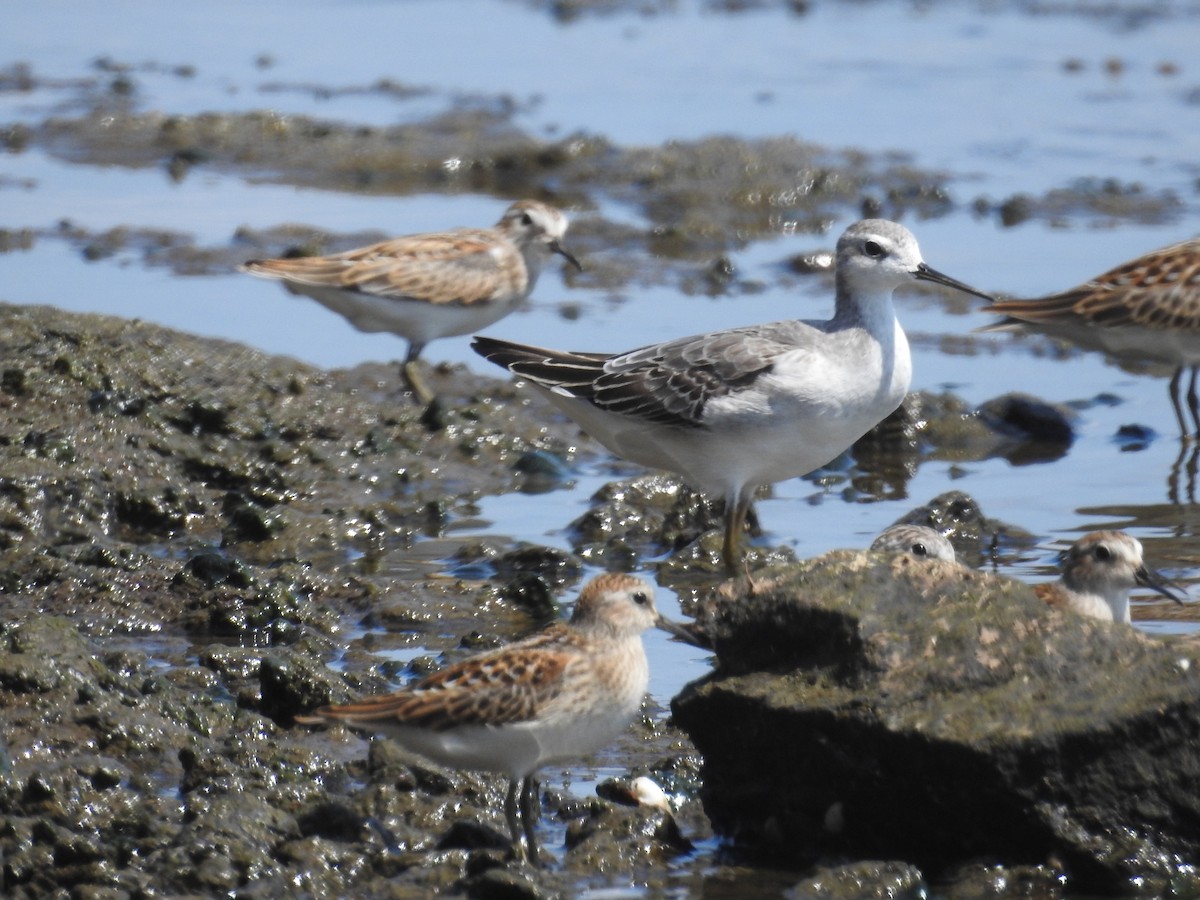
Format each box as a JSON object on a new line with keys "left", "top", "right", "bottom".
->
{"left": 240, "top": 199, "right": 581, "bottom": 404}
{"left": 979, "top": 237, "right": 1200, "bottom": 437}
{"left": 870, "top": 523, "right": 958, "bottom": 564}
{"left": 1034, "top": 530, "right": 1185, "bottom": 624}
{"left": 296, "top": 573, "right": 693, "bottom": 865}
{"left": 474, "top": 219, "right": 993, "bottom": 575}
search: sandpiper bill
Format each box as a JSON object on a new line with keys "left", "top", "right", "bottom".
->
{"left": 296, "top": 573, "right": 690, "bottom": 865}
{"left": 474, "top": 219, "right": 992, "bottom": 574}
{"left": 241, "top": 199, "right": 581, "bottom": 404}
{"left": 1034, "top": 530, "right": 1184, "bottom": 623}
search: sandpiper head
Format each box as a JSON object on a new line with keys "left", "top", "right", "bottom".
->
{"left": 498, "top": 199, "right": 582, "bottom": 270}
{"left": 570, "top": 572, "right": 694, "bottom": 642}
{"left": 870, "top": 523, "right": 957, "bottom": 564}
{"left": 836, "top": 219, "right": 992, "bottom": 302}
{"left": 1059, "top": 530, "right": 1184, "bottom": 605}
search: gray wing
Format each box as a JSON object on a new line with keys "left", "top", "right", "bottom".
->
{"left": 472, "top": 323, "right": 801, "bottom": 428}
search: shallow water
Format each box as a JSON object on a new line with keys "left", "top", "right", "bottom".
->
{"left": 4, "top": 0, "right": 1200, "bottom": 888}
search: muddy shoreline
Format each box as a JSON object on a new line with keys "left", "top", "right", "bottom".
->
{"left": 0, "top": 302, "right": 715, "bottom": 897}
{"left": 0, "top": 301, "right": 1188, "bottom": 897}
{"left": 4, "top": 18, "right": 1200, "bottom": 893}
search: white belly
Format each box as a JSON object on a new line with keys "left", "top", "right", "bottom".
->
{"left": 286, "top": 283, "right": 520, "bottom": 343}
{"left": 533, "top": 324, "right": 911, "bottom": 502}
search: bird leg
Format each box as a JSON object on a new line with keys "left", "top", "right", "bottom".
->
{"left": 722, "top": 493, "right": 754, "bottom": 577}
{"left": 1187, "top": 439, "right": 1200, "bottom": 506}
{"left": 1170, "top": 365, "right": 1190, "bottom": 439}
{"left": 400, "top": 341, "right": 434, "bottom": 406}
{"left": 503, "top": 776, "right": 545, "bottom": 866}
{"left": 520, "top": 775, "right": 544, "bottom": 867}
{"left": 1188, "top": 365, "right": 1200, "bottom": 439}
{"left": 504, "top": 778, "right": 522, "bottom": 848}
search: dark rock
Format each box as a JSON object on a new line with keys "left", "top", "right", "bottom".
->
{"left": 786, "top": 860, "right": 926, "bottom": 899}
{"left": 657, "top": 528, "right": 796, "bottom": 587}
{"left": 296, "top": 800, "right": 364, "bottom": 841}
{"left": 673, "top": 551, "right": 1200, "bottom": 893}
{"left": 463, "top": 848, "right": 511, "bottom": 878}
{"left": 198, "top": 644, "right": 265, "bottom": 682}
{"left": 1115, "top": 423, "right": 1155, "bottom": 450}
{"left": 366, "top": 736, "right": 422, "bottom": 785}
{"left": 164, "top": 793, "right": 301, "bottom": 890}
{"left": 259, "top": 650, "right": 352, "bottom": 723}
{"left": 445, "top": 541, "right": 505, "bottom": 580}
{"left": 885, "top": 490, "right": 1034, "bottom": 566}
{"left": 565, "top": 473, "right": 791, "bottom": 577}
{"left": 1, "top": 367, "right": 29, "bottom": 395}
{"left": 868, "top": 391, "right": 1078, "bottom": 473}
{"left": 114, "top": 486, "right": 196, "bottom": 534}
{"left": 497, "top": 574, "right": 560, "bottom": 620}
{"left": 567, "top": 474, "right": 698, "bottom": 558}
{"left": 222, "top": 491, "right": 285, "bottom": 543}
{"left": 269, "top": 835, "right": 376, "bottom": 895}
{"left": 512, "top": 449, "right": 573, "bottom": 493}
{"left": 561, "top": 798, "right": 693, "bottom": 867}
{"left": 462, "top": 866, "right": 545, "bottom": 900}
{"left": 492, "top": 545, "right": 583, "bottom": 589}
{"left": 976, "top": 392, "right": 1076, "bottom": 451}
{"left": 892, "top": 490, "right": 986, "bottom": 540}
{"left": 170, "top": 398, "right": 234, "bottom": 436}
{"left": 419, "top": 396, "right": 450, "bottom": 431}
{"left": 437, "top": 819, "right": 512, "bottom": 852}
{"left": 998, "top": 193, "right": 1035, "bottom": 227}
{"left": 0, "top": 616, "right": 108, "bottom": 691}
{"left": 178, "top": 552, "right": 254, "bottom": 588}
{"left": 932, "top": 861, "right": 1067, "bottom": 897}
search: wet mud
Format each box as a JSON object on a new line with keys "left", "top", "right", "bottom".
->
{"left": 0, "top": 297, "right": 1176, "bottom": 897}
{"left": 2, "top": 16, "right": 1199, "bottom": 895}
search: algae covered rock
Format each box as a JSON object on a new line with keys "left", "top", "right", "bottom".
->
{"left": 672, "top": 552, "right": 1200, "bottom": 893}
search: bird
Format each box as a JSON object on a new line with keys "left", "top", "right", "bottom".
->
{"left": 239, "top": 199, "right": 581, "bottom": 404}
{"left": 473, "top": 219, "right": 993, "bottom": 575}
{"left": 1033, "top": 530, "right": 1185, "bottom": 623}
{"left": 978, "top": 237, "right": 1200, "bottom": 436}
{"left": 870, "top": 523, "right": 957, "bottom": 563}
{"left": 295, "top": 572, "right": 692, "bottom": 865}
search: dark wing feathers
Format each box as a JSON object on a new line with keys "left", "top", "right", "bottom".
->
{"left": 986, "top": 237, "right": 1200, "bottom": 331}
{"left": 245, "top": 230, "right": 509, "bottom": 306}
{"left": 986, "top": 289, "right": 1104, "bottom": 325}
{"left": 472, "top": 328, "right": 785, "bottom": 428}
{"left": 303, "top": 633, "right": 576, "bottom": 732}
{"left": 398, "top": 651, "right": 570, "bottom": 730}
